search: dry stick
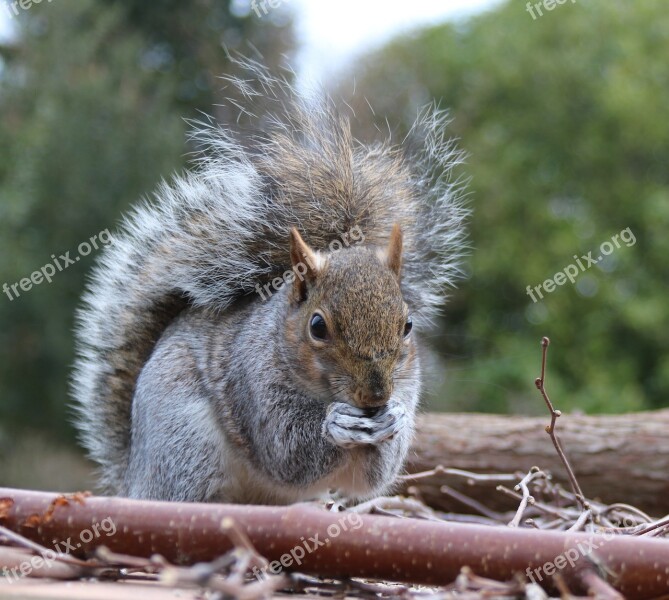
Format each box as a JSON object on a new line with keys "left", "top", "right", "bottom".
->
{"left": 108, "top": 535, "right": 286, "bottom": 598}
{"left": 341, "top": 578, "right": 409, "bottom": 597}
{"left": 535, "top": 336, "right": 588, "bottom": 512}
{"left": 507, "top": 468, "right": 543, "bottom": 527}
{"left": 95, "top": 546, "right": 157, "bottom": 570}
{"left": 496, "top": 486, "right": 575, "bottom": 521}
{"left": 400, "top": 466, "right": 518, "bottom": 485}
{"left": 439, "top": 484, "right": 507, "bottom": 522}
{"left": 454, "top": 566, "right": 523, "bottom": 595}
{"left": 350, "top": 496, "right": 439, "bottom": 520}
{"left": 601, "top": 503, "right": 654, "bottom": 524}
{"left": 159, "top": 561, "right": 286, "bottom": 600}
{"left": 0, "top": 546, "right": 85, "bottom": 581}
{"left": 290, "top": 573, "right": 408, "bottom": 598}
{"left": 0, "top": 523, "right": 93, "bottom": 568}
{"left": 634, "top": 515, "right": 669, "bottom": 537}
{"left": 220, "top": 516, "right": 269, "bottom": 572}
{"left": 567, "top": 508, "right": 592, "bottom": 532}
{"left": 642, "top": 524, "right": 669, "bottom": 538}
{"left": 577, "top": 568, "right": 625, "bottom": 600}
{"left": 551, "top": 573, "right": 574, "bottom": 598}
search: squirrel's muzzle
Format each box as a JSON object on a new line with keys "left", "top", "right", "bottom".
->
{"left": 356, "top": 387, "right": 391, "bottom": 409}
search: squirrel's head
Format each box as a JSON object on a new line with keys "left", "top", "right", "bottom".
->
{"left": 284, "top": 225, "right": 417, "bottom": 409}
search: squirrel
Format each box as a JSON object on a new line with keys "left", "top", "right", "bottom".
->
{"left": 71, "top": 66, "right": 467, "bottom": 505}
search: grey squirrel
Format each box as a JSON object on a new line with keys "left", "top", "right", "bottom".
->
{"left": 71, "top": 67, "right": 467, "bottom": 504}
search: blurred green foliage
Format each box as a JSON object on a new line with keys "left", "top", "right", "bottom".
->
{"left": 0, "top": 0, "right": 295, "bottom": 449}
{"left": 345, "top": 0, "right": 669, "bottom": 415}
{"left": 1, "top": 0, "right": 668, "bottom": 463}
{"left": 98, "top": 0, "right": 294, "bottom": 113}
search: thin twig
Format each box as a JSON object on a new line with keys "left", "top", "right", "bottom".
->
{"left": 496, "top": 486, "right": 577, "bottom": 521}
{"left": 633, "top": 515, "right": 669, "bottom": 536}
{"left": 0, "top": 524, "right": 93, "bottom": 568}
{"left": 508, "top": 468, "right": 543, "bottom": 527}
{"left": 350, "top": 496, "right": 439, "bottom": 520}
{"left": 535, "top": 337, "right": 588, "bottom": 512}
{"left": 441, "top": 484, "right": 507, "bottom": 522}
{"left": 400, "top": 466, "right": 518, "bottom": 484}
{"left": 567, "top": 509, "right": 592, "bottom": 532}
{"left": 577, "top": 567, "right": 624, "bottom": 600}
{"left": 600, "top": 503, "right": 654, "bottom": 524}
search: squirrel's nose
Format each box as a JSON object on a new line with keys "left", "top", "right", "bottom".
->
{"left": 358, "top": 388, "right": 390, "bottom": 408}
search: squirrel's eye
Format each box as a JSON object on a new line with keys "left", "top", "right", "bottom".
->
{"left": 310, "top": 313, "right": 328, "bottom": 341}
{"left": 403, "top": 317, "right": 413, "bottom": 338}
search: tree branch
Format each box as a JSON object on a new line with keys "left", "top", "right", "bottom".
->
{"left": 2, "top": 488, "right": 669, "bottom": 599}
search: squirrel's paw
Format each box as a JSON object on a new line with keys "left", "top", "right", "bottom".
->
{"left": 323, "top": 402, "right": 407, "bottom": 449}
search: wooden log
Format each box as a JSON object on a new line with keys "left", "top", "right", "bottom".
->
{"left": 2, "top": 488, "right": 669, "bottom": 598}
{"left": 406, "top": 410, "right": 669, "bottom": 516}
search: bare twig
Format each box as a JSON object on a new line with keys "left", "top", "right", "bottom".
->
{"left": 496, "top": 486, "right": 576, "bottom": 522}
{"left": 0, "top": 523, "right": 93, "bottom": 568}
{"left": 535, "top": 337, "right": 588, "bottom": 512}
{"left": 350, "top": 496, "right": 440, "bottom": 520}
{"left": 600, "top": 503, "right": 654, "bottom": 524}
{"left": 508, "top": 468, "right": 543, "bottom": 527}
{"left": 567, "top": 509, "right": 592, "bottom": 532}
{"left": 400, "top": 466, "right": 518, "bottom": 485}
{"left": 577, "top": 567, "right": 624, "bottom": 600}
{"left": 633, "top": 515, "right": 669, "bottom": 537}
{"left": 440, "top": 484, "right": 507, "bottom": 522}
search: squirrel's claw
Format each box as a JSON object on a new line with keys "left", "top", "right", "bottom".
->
{"left": 323, "top": 402, "right": 407, "bottom": 449}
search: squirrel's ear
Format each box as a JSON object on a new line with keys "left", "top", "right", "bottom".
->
{"left": 289, "top": 228, "right": 321, "bottom": 302}
{"left": 383, "top": 223, "right": 403, "bottom": 279}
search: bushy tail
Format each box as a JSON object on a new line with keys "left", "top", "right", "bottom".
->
{"left": 72, "top": 64, "right": 468, "bottom": 493}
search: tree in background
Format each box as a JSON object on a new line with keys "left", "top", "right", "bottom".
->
{"left": 343, "top": 0, "right": 669, "bottom": 414}
{"left": 0, "top": 0, "right": 295, "bottom": 448}
{"left": 99, "top": 0, "right": 294, "bottom": 115}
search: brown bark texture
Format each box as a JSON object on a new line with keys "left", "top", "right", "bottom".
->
{"left": 2, "top": 488, "right": 669, "bottom": 599}
{"left": 405, "top": 410, "right": 669, "bottom": 516}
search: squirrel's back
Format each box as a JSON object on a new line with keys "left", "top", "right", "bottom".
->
{"left": 72, "top": 65, "right": 467, "bottom": 493}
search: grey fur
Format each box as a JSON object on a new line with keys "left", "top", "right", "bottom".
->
{"left": 123, "top": 285, "right": 418, "bottom": 503}
{"left": 72, "top": 64, "right": 467, "bottom": 500}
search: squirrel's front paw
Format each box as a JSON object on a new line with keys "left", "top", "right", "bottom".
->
{"left": 323, "top": 402, "right": 407, "bottom": 449}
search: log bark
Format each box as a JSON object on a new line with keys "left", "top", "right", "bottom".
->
{"left": 2, "top": 488, "right": 669, "bottom": 599}
{"left": 406, "top": 410, "right": 669, "bottom": 515}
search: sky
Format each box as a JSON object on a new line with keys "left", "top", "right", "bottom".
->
{"left": 0, "top": 5, "right": 11, "bottom": 41}
{"left": 293, "top": 0, "right": 501, "bottom": 83}
{"left": 0, "top": 0, "right": 502, "bottom": 76}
